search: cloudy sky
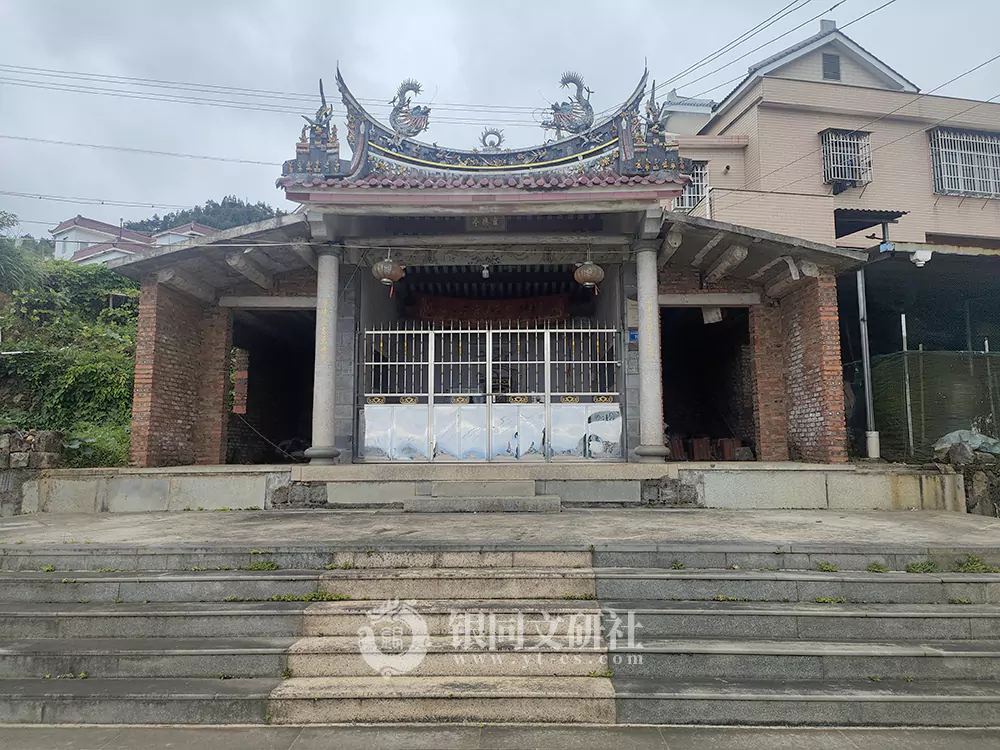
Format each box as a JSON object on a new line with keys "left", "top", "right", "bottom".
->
{"left": 1, "top": 0, "right": 997, "bottom": 237}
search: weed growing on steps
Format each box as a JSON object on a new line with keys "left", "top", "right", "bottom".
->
{"left": 60, "top": 578, "right": 77, "bottom": 584}
{"left": 868, "top": 675, "right": 882, "bottom": 682}
{"left": 906, "top": 560, "right": 940, "bottom": 574}
{"left": 954, "top": 555, "right": 1000, "bottom": 573}
{"left": 561, "top": 593, "right": 596, "bottom": 600}
{"left": 816, "top": 562, "right": 838, "bottom": 572}
{"left": 250, "top": 549, "right": 274, "bottom": 555}
{"left": 41, "top": 565, "right": 55, "bottom": 572}
{"left": 224, "top": 591, "right": 350, "bottom": 603}
{"left": 949, "top": 598, "right": 974, "bottom": 605}
{"left": 281, "top": 667, "right": 293, "bottom": 680}
{"left": 815, "top": 597, "right": 847, "bottom": 604}
{"left": 713, "top": 595, "right": 751, "bottom": 602}
{"left": 588, "top": 669, "right": 613, "bottom": 678}
{"left": 325, "top": 561, "right": 354, "bottom": 570}
{"left": 671, "top": 560, "right": 685, "bottom": 570}
{"left": 44, "top": 672, "right": 87, "bottom": 679}
{"left": 867, "top": 562, "right": 888, "bottom": 573}
{"left": 242, "top": 560, "right": 279, "bottom": 571}
{"left": 219, "top": 673, "right": 233, "bottom": 680}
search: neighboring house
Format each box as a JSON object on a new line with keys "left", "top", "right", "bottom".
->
{"left": 50, "top": 216, "right": 217, "bottom": 265}
{"left": 673, "top": 19, "right": 1000, "bottom": 462}
{"left": 50, "top": 216, "right": 154, "bottom": 265}
{"left": 675, "top": 18, "right": 1000, "bottom": 251}
{"left": 150, "top": 222, "right": 218, "bottom": 246}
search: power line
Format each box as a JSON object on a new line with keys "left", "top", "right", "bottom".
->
{"left": 0, "top": 134, "right": 282, "bottom": 166}
{"left": 0, "top": 62, "right": 542, "bottom": 114}
{"left": 0, "top": 190, "right": 195, "bottom": 210}
{"left": 0, "top": 78, "right": 544, "bottom": 127}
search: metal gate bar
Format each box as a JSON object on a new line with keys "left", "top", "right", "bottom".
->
{"left": 361, "top": 321, "right": 621, "bottom": 462}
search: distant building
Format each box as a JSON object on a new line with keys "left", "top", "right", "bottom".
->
{"left": 50, "top": 216, "right": 216, "bottom": 265}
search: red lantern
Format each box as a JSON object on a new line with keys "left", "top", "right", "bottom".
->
{"left": 574, "top": 261, "right": 605, "bottom": 292}
{"left": 372, "top": 259, "right": 405, "bottom": 286}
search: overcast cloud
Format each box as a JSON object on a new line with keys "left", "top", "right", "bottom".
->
{"left": 1, "top": 0, "right": 997, "bottom": 236}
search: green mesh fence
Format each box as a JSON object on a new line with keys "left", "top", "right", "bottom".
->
{"left": 871, "top": 350, "right": 1000, "bottom": 462}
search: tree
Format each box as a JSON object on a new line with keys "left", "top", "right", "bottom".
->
{"left": 124, "top": 195, "right": 285, "bottom": 234}
{"left": 0, "top": 211, "right": 42, "bottom": 294}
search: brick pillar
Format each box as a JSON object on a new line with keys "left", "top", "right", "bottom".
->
{"left": 130, "top": 279, "right": 202, "bottom": 467}
{"left": 780, "top": 269, "right": 848, "bottom": 463}
{"left": 749, "top": 303, "right": 789, "bottom": 461}
{"left": 193, "top": 306, "right": 233, "bottom": 465}
{"left": 130, "top": 279, "right": 233, "bottom": 467}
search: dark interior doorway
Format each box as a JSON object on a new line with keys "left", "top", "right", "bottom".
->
{"left": 660, "top": 307, "right": 755, "bottom": 460}
{"left": 229, "top": 310, "right": 315, "bottom": 464}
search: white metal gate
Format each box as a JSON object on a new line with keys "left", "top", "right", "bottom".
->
{"left": 360, "top": 322, "right": 621, "bottom": 461}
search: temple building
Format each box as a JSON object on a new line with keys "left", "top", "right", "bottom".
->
{"left": 114, "top": 67, "right": 863, "bottom": 473}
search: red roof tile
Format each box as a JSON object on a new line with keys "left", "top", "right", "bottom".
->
{"left": 277, "top": 171, "right": 685, "bottom": 191}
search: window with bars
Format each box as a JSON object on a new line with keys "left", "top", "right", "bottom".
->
{"left": 673, "top": 161, "right": 709, "bottom": 211}
{"left": 929, "top": 127, "right": 1000, "bottom": 199}
{"left": 820, "top": 129, "right": 872, "bottom": 188}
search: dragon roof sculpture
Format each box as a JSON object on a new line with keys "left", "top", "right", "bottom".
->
{"left": 277, "top": 68, "right": 692, "bottom": 191}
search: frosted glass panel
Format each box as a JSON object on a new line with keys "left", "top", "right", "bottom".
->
{"left": 391, "top": 406, "right": 430, "bottom": 461}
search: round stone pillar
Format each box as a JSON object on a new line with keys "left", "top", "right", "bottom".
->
{"left": 304, "top": 245, "right": 342, "bottom": 464}
{"left": 633, "top": 243, "right": 669, "bottom": 462}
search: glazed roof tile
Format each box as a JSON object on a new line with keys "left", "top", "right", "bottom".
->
{"left": 278, "top": 171, "right": 685, "bottom": 190}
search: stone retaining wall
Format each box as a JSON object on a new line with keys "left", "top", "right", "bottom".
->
{"left": 0, "top": 428, "right": 62, "bottom": 516}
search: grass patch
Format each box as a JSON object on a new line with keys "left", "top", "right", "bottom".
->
{"left": 223, "top": 591, "right": 350, "bottom": 603}
{"left": 816, "top": 562, "right": 838, "bottom": 572}
{"left": 906, "top": 560, "right": 940, "bottom": 574}
{"left": 866, "top": 562, "right": 888, "bottom": 573}
{"left": 250, "top": 549, "right": 274, "bottom": 555}
{"left": 815, "top": 596, "right": 847, "bottom": 604}
{"left": 242, "top": 560, "right": 279, "bottom": 571}
{"left": 954, "top": 555, "right": 1000, "bottom": 574}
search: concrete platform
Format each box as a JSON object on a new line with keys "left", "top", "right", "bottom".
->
{"left": 2, "top": 724, "right": 999, "bottom": 749}
{"left": 1, "top": 508, "right": 996, "bottom": 548}
{"left": 13, "top": 462, "right": 967, "bottom": 514}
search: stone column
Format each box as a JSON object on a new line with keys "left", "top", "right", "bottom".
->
{"left": 633, "top": 241, "right": 669, "bottom": 461}
{"left": 304, "top": 246, "right": 342, "bottom": 464}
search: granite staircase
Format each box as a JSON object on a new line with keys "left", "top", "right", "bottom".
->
{"left": 0, "top": 540, "right": 999, "bottom": 725}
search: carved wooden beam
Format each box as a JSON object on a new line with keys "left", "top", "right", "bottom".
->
{"left": 156, "top": 268, "right": 215, "bottom": 304}
{"left": 690, "top": 231, "right": 726, "bottom": 268}
{"left": 704, "top": 244, "right": 748, "bottom": 284}
{"left": 226, "top": 249, "right": 274, "bottom": 290}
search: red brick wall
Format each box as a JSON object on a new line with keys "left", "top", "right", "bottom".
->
{"left": 130, "top": 280, "right": 233, "bottom": 467}
{"left": 779, "top": 270, "right": 848, "bottom": 463}
{"left": 749, "top": 303, "right": 789, "bottom": 461}
{"left": 656, "top": 266, "right": 847, "bottom": 464}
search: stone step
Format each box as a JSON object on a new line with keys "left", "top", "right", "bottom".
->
{"left": 606, "top": 600, "right": 1000, "bottom": 640}
{"left": 0, "top": 677, "right": 276, "bottom": 724}
{"left": 0, "top": 547, "right": 589, "bottom": 572}
{"left": 427, "top": 481, "right": 537, "bottom": 498}
{"left": 319, "top": 568, "right": 596, "bottom": 600}
{"left": 0, "top": 637, "right": 295, "bottom": 679}
{"left": 0, "top": 570, "right": 326, "bottom": 603}
{"left": 267, "top": 675, "right": 615, "bottom": 724}
{"left": 594, "top": 569, "right": 1000, "bottom": 605}
{"left": 609, "top": 638, "right": 1000, "bottom": 681}
{"left": 612, "top": 678, "right": 1000, "bottom": 726}
{"left": 402, "top": 496, "right": 561, "bottom": 513}
{"left": 0, "top": 635, "right": 608, "bottom": 679}
{"left": 0, "top": 601, "right": 309, "bottom": 638}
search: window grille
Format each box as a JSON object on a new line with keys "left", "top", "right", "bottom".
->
{"left": 674, "top": 161, "right": 709, "bottom": 211}
{"left": 929, "top": 127, "right": 1000, "bottom": 199}
{"left": 820, "top": 129, "right": 872, "bottom": 187}
{"left": 822, "top": 53, "right": 841, "bottom": 81}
